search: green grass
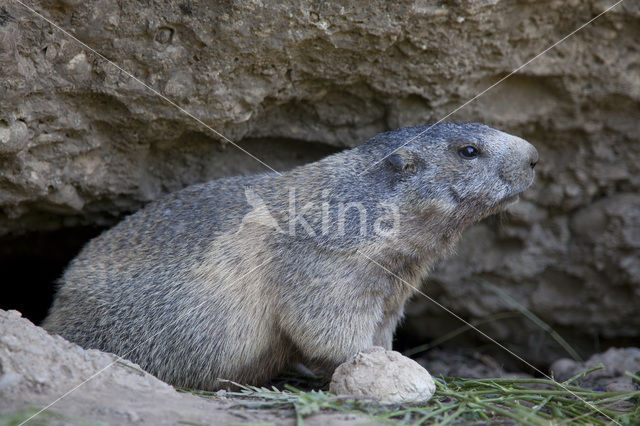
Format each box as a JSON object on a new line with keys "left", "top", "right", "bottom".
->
{"left": 180, "top": 368, "right": 640, "bottom": 425}
{"left": 177, "top": 284, "right": 640, "bottom": 424}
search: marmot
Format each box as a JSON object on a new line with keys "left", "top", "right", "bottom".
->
{"left": 43, "top": 123, "right": 538, "bottom": 390}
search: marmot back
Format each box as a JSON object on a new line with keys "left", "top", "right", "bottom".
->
{"left": 43, "top": 123, "right": 538, "bottom": 390}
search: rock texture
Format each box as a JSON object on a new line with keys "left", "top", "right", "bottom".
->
{"left": 0, "top": 309, "right": 367, "bottom": 425}
{"left": 1, "top": 0, "right": 639, "bottom": 360}
{"left": 0, "top": 309, "right": 220, "bottom": 425}
{"left": 330, "top": 347, "right": 436, "bottom": 404}
{"left": 551, "top": 347, "right": 640, "bottom": 391}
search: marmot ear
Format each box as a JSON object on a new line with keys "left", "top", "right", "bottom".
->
{"left": 387, "top": 148, "right": 417, "bottom": 174}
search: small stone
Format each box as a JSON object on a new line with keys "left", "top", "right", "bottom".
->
{"left": 550, "top": 348, "right": 640, "bottom": 389}
{"left": 7, "top": 310, "right": 23, "bottom": 318}
{"left": 549, "top": 358, "right": 577, "bottom": 382}
{"left": 155, "top": 27, "right": 174, "bottom": 44}
{"left": 329, "top": 347, "right": 436, "bottom": 404}
{"left": 605, "top": 380, "right": 636, "bottom": 392}
{"left": 0, "top": 119, "right": 28, "bottom": 154}
{"left": 66, "top": 52, "right": 92, "bottom": 79}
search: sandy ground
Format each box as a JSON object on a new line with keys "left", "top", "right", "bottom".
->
{"left": 2, "top": 309, "right": 638, "bottom": 425}
{"left": 0, "top": 310, "right": 369, "bottom": 425}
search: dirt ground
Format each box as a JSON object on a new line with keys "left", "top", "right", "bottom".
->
{"left": 1, "top": 309, "right": 380, "bottom": 425}
{"left": 3, "top": 309, "right": 639, "bottom": 425}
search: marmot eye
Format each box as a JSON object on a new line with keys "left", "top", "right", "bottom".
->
{"left": 458, "top": 146, "right": 479, "bottom": 159}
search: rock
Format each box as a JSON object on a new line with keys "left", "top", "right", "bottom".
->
{"left": 605, "top": 380, "right": 637, "bottom": 393}
{"left": 0, "top": 308, "right": 173, "bottom": 399}
{"left": 329, "top": 347, "right": 436, "bottom": 404}
{"left": 550, "top": 347, "right": 640, "bottom": 389}
{"left": 0, "top": 309, "right": 369, "bottom": 425}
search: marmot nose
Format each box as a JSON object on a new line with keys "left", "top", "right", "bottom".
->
{"left": 529, "top": 147, "right": 539, "bottom": 169}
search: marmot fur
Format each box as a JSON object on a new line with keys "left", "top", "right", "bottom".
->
{"left": 44, "top": 123, "right": 538, "bottom": 390}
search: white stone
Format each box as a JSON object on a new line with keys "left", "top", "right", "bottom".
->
{"left": 329, "top": 347, "right": 436, "bottom": 404}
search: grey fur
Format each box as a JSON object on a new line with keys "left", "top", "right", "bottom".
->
{"left": 43, "top": 123, "right": 538, "bottom": 390}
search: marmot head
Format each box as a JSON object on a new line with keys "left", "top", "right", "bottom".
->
{"left": 379, "top": 122, "right": 538, "bottom": 223}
